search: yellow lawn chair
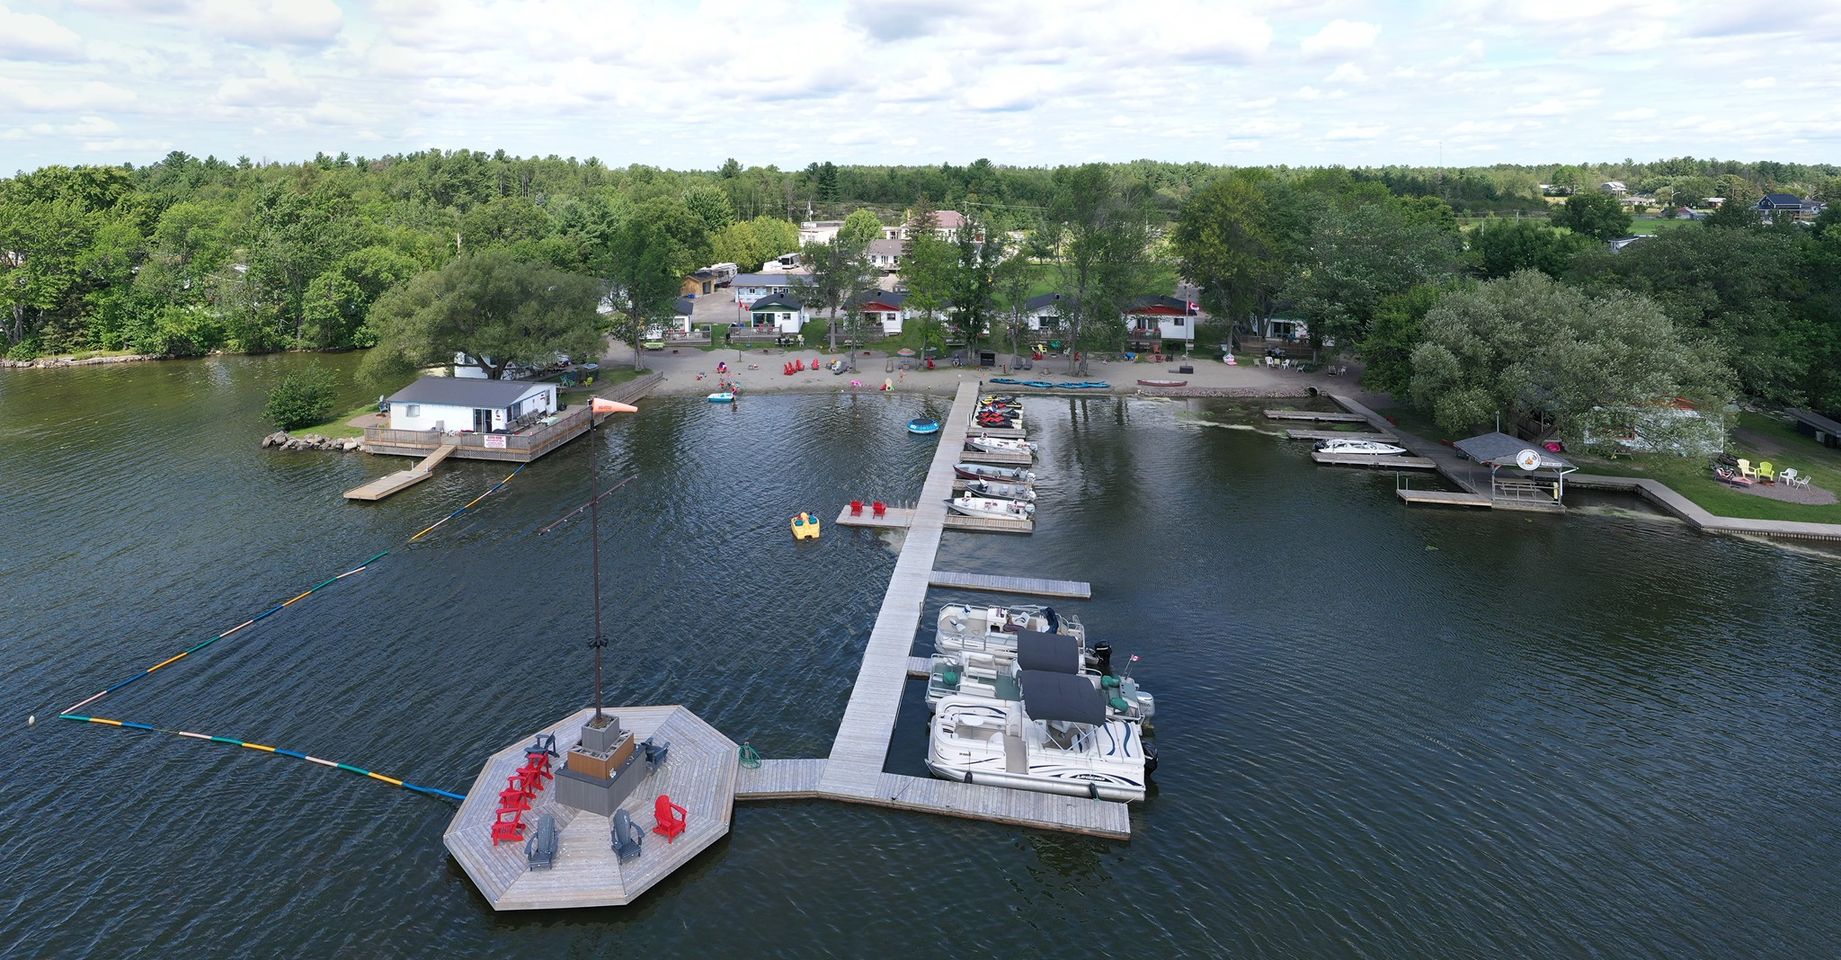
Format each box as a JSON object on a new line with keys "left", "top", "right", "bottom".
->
{"left": 1737, "top": 458, "right": 1757, "bottom": 480}
{"left": 1758, "top": 461, "right": 1776, "bottom": 483}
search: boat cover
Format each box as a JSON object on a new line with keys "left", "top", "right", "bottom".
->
{"left": 1016, "top": 629, "right": 1080, "bottom": 674}
{"left": 1018, "top": 669, "right": 1106, "bottom": 725}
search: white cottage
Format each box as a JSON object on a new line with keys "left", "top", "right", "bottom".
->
{"left": 850, "top": 290, "right": 915, "bottom": 335}
{"left": 1122, "top": 295, "right": 1197, "bottom": 344}
{"left": 745, "top": 293, "right": 808, "bottom": 334}
{"left": 385, "top": 376, "right": 558, "bottom": 435}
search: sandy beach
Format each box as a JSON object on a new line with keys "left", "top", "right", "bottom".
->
{"left": 604, "top": 339, "right": 1348, "bottom": 400}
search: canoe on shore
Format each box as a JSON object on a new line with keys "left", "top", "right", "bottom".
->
{"left": 1137, "top": 379, "right": 1187, "bottom": 387}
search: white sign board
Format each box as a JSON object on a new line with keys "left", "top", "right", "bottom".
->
{"left": 1515, "top": 449, "right": 1542, "bottom": 471}
{"left": 484, "top": 434, "right": 507, "bottom": 450}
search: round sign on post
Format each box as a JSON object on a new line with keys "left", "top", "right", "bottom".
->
{"left": 1515, "top": 449, "right": 1543, "bottom": 472}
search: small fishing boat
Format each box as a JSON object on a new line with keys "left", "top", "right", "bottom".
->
{"left": 1136, "top": 378, "right": 1186, "bottom": 387}
{"left": 1314, "top": 437, "right": 1407, "bottom": 456}
{"left": 790, "top": 511, "right": 821, "bottom": 540}
{"left": 964, "top": 478, "right": 1035, "bottom": 501}
{"left": 927, "top": 630, "right": 1155, "bottom": 722}
{"left": 935, "top": 603, "right": 1084, "bottom": 660}
{"left": 907, "top": 418, "right": 941, "bottom": 435}
{"left": 927, "top": 674, "right": 1154, "bottom": 801}
{"left": 954, "top": 462, "right": 1035, "bottom": 483}
{"left": 949, "top": 494, "right": 1035, "bottom": 521}
{"left": 966, "top": 436, "right": 1034, "bottom": 456}
{"left": 707, "top": 392, "right": 735, "bottom": 403}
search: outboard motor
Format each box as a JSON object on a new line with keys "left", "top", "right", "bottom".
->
{"left": 1144, "top": 740, "right": 1159, "bottom": 776}
{"left": 1092, "top": 642, "right": 1113, "bottom": 677}
{"left": 1044, "top": 607, "right": 1060, "bottom": 633}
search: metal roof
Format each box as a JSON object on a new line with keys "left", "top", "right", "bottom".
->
{"left": 387, "top": 376, "right": 551, "bottom": 408}
{"left": 732, "top": 273, "right": 792, "bottom": 286}
{"left": 1453, "top": 431, "right": 1573, "bottom": 469}
{"left": 748, "top": 292, "right": 804, "bottom": 310}
{"left": 1787, "top": 408, "right": 1841, "bottom": 435}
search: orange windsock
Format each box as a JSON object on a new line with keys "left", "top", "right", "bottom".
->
{"left": 591, "top": 398, "right": 638, "bottom": 414}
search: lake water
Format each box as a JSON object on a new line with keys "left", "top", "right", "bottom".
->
{"left": 2, "top": 355, "right": 1838, "bottom": 958}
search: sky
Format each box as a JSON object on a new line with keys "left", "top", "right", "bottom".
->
{"left": 2, "top": 0, "right": 1839, "bottom": 173}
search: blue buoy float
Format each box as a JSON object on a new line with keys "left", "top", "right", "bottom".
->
{"left": 907, "top": 418, "right": 941, "bottom": 435}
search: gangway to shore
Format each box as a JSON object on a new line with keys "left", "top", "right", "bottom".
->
{"left": 343, "top": 444, "right": 455, "bottom": 501}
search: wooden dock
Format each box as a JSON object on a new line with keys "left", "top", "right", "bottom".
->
{"left": 835, "top": 505, "right": 915, "bottom": 530}
{"left": 819, "top": 382, "right": 973, "bottom": 798}
{"left": 960, "top": 447, "right": 1034, "bottom": 465}
{"left": 1265, "top": 409, "right": 1367, "bottom": 422}
{"left": 735, "top": 758, "right": 828, "bottom": 799}
{"left": 966, "top": 425, "right": 1027, "bottom": 439}
{"left": 1312, "top": 451, "right": 1437, "bottom": 470}
{"left": 928, "top": 569, "right": 1090, "bottom": 599}
{"left": 836, "top": 503, "right": 1034, "bottom": 535}
{"left": 442, "top": 704, "right": 738, "bottom": 910}
{"left": 1285, "top": 428, "right": 1396, "bottom": 442}
{"left": 343, "top": 444, "right": 454, "bottom": 501}
{"left": 1396, "top": 489, "right": 1493, "bottom": 508}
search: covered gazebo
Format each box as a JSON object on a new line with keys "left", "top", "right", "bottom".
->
{"left": 1453, "top": 432, "right": 1577, "bottom": 507}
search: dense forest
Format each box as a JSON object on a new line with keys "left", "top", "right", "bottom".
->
{"left": 4, "top": 149, "right": 1839, "bottom": 426}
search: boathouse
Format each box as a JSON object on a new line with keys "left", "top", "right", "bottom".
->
{"left": 385, "top": 376, "right": 557, "bottom": 434}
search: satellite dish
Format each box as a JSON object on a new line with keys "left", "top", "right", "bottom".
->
{"left": 1515, "top": 449, "right": 1543, "bottom": 472}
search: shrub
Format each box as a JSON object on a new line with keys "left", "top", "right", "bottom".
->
{"left": 6, "top": 339, "right": 40, "bottom": 362}
{"left": 264, "top": 364, "right": 339, "bottom": 431}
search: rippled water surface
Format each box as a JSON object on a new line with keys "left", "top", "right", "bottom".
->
{"left": 3, "top": 356, "right": 1839, "bottom": 958}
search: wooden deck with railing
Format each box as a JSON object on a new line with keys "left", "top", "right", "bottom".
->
{"left": 362, "top": 373, "right": 662, "bottom": 463}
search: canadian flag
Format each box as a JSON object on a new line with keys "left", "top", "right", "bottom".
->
{"left": 592, "top": 398, "right": 638, "bottom": 414}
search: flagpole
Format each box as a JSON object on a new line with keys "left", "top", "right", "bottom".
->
{"left": 588, "top": 405, "right": 606, "bottom": 724}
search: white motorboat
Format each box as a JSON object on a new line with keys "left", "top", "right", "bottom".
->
{"left": 926, "top": 630, "right": 1156, "bottom": 722}
{"left": 964, "top": 478, "right": 1035, "bottom": 502}
{"left": 934, "top": 604, "right": 1084, "bottom": 660}
{"left": 949, "top": 493, "right": 1035, "bottom": 521}
{"left": 927, "top": 670, "right": 1155, "bottom": 802}
{"left": 1314, "top": 437, "right": 1407, "bottom": 456}
{"left": 966, "top": 436, "right": 1034, "bottom": 456}
{"left": 954, "top": 463, "right": 1035, "bottom": 483}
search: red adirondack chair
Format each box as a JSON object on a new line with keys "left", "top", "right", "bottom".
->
{"left": 653, "top": 794, "right": 687, "bottom": 843}
{"left": 490, "top": 808, "right": 526, "bottom": 846}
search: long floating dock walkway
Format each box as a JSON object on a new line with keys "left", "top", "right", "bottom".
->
{"left": 806, "top": 381, "right": 1129, "bottom": 838}
{"left": 819, "top": 383, "right": 973, "bottom": 797}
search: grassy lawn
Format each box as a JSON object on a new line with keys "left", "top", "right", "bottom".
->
{"left": 558, "top": 366, "right": 647, "bottom": 404}
{"left": 1373, "top": 403, "right": 1462, "bottom": 443}
{"left": 1568, "top": 412, "right": 1841, "bottom": 523}
{"left": 292, "top": 400, "right": 378, "bottom": 439}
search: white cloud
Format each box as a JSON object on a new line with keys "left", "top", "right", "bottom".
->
{"left": 1300, "top": 19, "right": 1380, "bottom": 58}
{"left": 1325, "top": 62, "right": 1368, "bottom": 84}
{"left": 0, "top": 5, "right": 85, "bottom": 60}
{"left": 81, "top": 136, "right": 174, "bottom": 155}
{"left": 4, "top": 1, "right": 1841, "bottom": 167}
{"left": 1324, "top": 124, "right": 1386, "bottom": 140}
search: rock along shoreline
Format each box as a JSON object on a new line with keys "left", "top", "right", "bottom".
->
{"left": 261, "top": 431, "right": 362, "bottom": 452}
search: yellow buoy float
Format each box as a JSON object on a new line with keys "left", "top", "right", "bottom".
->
{"left": 791, "top": 511, "right": 821, "bottom": 540}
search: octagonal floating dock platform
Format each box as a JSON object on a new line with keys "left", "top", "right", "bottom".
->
{"left": 442, "top": 705, "right": 737, "bottom": 910}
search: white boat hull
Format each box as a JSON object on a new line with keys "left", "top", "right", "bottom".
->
{"left": 950, "top": 494, "right": 1034, "bottom": 520}
{"left": 926, "top": 698, "right": 1149, "bottom": 802}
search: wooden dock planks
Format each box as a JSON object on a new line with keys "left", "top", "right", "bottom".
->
{"left": 1396, "top": 489, "right": 1493, "bottom": 508}
{"left": 1264, "top": 409, "right": 1367, "bottom": 422}
{"left": 342, "top": 443, "right": 455, "bottom": 500}
{"left": 442, "top": 704, "right": 739, "bottom": 910}
{"left": 818, "top": 381, "right": 977, "bottom": 798}
{"left": 959, "top": 447, "right": 1035, "bottom": 465}
{"left": 1285, "top": 428, "right": 1396, "bottom": 442}
{"left": 736, "top": 759, "right": 828, "bottom": 799}
{"left": 928, "top": 569, "right": 1090, "bottom": 599}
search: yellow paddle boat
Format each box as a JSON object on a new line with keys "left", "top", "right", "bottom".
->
{"left": 791, "top": 511, "right": 821, "bottom": 540}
